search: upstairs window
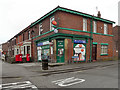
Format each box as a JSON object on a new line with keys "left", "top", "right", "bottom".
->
{"left": 23, "top": 33, "right": 24, "bottom": 41}
{"left": 50, "top": 16, "right": 55, "bottom": 31}
{"left": 83, "top": 18, "right": 87, "bottom": 31}
{"left": 93, "top": 21, "right": 97, "bottom": 33}
{"left": 18, "top": 36, "right": 19, "bottom": 43}
{"left": 15, "top": 38, "right": 16, "bottom": 45}
{"left": 39, "top": 23, "right": 43, "bottom": 35}
{"left": 28, "top": 31, "right": 30, "bottom": 40}
{"left": 104, "top": 23, "right": 108, "bottom": 34}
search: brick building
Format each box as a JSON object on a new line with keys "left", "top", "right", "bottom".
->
{"left": 2, "top": 42, "right": 8, "bottom": 55}
{"left": 30, "top": 6, "right": 115, "bottom": 63}
{"left": 4, "top": 6, "right": 115, "bottom": 63}
{"left": 113, "top": 25, "right": 120, "bottom": 60}
{"left": 6, "top": 25, "right": 32, "bottom": 59}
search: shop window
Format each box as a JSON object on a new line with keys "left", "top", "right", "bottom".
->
{"left": 83, "top": 18, "right": 87, "bottom": 31}
{"left": 104, "top": 23, "right": 108, "bottom": 34}
{"left": 50, "top": 16, "right": 55, "bottom": 31}
{"left": 73, "top": 43, "right": 86, "bottom": 61}
{"left": 93, "top": 21, "right": 97, "bottom": 33}
{"left": 101, "top": 45, "right": 108, "bottom": 54}
{"left": 27, "top": 46, "right": 30, "bottom": 54}
{"left": 39, "top": 23, "right": 43, "bottom": 35}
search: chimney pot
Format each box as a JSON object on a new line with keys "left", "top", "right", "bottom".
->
{"left": 97, "top": 11, "right": 101, "bottom": 18}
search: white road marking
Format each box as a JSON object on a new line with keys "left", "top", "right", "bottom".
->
{"left": 0, "top": 81, "right": 38, "bottom": 89}
{"left": 52, "top": 77, "right": 85, "bottom": 87}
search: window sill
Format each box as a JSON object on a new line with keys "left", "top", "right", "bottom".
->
{"left": 100, "top": 54, "right": 108, "bottom": 56}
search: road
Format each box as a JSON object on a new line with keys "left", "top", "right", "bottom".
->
{"left": 0, "top": 59, "right": 119, "bottom": 89}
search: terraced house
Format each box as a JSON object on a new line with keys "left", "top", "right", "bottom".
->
{"left": 5, "top": 6, "right": 115, "bottom": 63}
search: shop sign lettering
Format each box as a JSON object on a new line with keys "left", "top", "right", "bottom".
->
{"left": 37, "top": 41, "right": 49, "bottom": 46}
{"left": 74, "top": 40, "right": 86, "bottom": 44}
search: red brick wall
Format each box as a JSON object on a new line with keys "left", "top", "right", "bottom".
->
{"left": 113, "top": 26, "right": 119, "bottom": 59}
{"left": 57, "top": 11, "right": 113, "bottom": 35}
{"left": 31, "top": 11, "right": 114, "bottom": 62}
{"left": 2, "top": 42, "right": 8, "bottom": 54}
{"left": 93, "top": 34, "right": 113, "bottom": 60}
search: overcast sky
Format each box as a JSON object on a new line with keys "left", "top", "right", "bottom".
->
{"left": 0, "top": 0, "right": 119, "bottom": 44}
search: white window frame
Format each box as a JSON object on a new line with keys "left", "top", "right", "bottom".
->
{"left": 39, "top": 23, "right": 43, "bottom": 35}
{"left": 104, "top": 23, "right": 108, "bottom": 34}
{"left": 50, "top": 16, "right": 55, "bottom": 31}
{"left": 93, "top": 21, "right": 97, "bottom": 33}
{"left": 101, "top": 45, "right": 108, "bottom": 54}
{"left": 83, "top": 18, "right": 87, "bottom": 31}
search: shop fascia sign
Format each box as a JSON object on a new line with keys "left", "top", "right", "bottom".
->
{"left": 74, "top": 40, "right": 86, "bottom": 44}
{"left": 37, "top": 41, "right": 52, "bottom": 47}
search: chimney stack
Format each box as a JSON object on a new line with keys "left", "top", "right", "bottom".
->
{"left": 97, "top": 11, "right": 101, "bottom": 18}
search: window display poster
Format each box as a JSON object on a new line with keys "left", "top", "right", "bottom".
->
{"left": 38, "top": 49, "right": 41, "bottom": 60}
{"left": 73, "top": 44, "right": 85, "bottom": 61}
{"left": 43, "top": 49, "right": 49, "bottom": 56}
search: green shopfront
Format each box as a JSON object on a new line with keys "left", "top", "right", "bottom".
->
{"left": 35, "top": 33, "right": 91, "bottom": 63}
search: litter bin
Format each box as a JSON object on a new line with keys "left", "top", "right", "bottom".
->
{"left": 42, "top": 55, "right": 48, "bottom": 70}
{"left": 42, "top": 59, "right": 48, "bottom": 70}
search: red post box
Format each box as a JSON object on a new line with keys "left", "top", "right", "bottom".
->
{"left": 26, "top": 54, "right": 30, "bottom": 62}
{"left": 15, "top": 55, "right": 19, "bottom": 61}
{"left": 19, "top": 54, "right": 22, "bottom": 62}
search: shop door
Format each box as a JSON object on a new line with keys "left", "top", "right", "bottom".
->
{"left": 56, "top": 39, "right": 64, "bottom": 63}
{"left": 92, "top": 44, "right": 97, "bottom": 60}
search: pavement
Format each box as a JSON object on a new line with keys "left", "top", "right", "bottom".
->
{"left": 1, "top": 59, "right": 119, "bottom": 88}
{"left": 20, "top": 60, "right": 119, "bottom": 75}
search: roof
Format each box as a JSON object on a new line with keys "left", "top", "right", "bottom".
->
{"left": 30, "top": 6, "right": 115, "bottom": 27}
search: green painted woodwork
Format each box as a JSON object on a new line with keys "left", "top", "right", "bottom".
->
{"left": 56, "top": 39, "right": 65, "bottom": 63}
{"left": 101, "top": 43, "right": 109, "bottom": 45}
{"left": 93, "top": 32, "right": 113, "bottom": 36}
{"left": 58, "top": 27, "right": 114, "bottom": 37}
{"left": 32, "top": 30, "right": 54, "bottom": 39}
{"left": 89, "top": 18, "right": 93, "bottom": 62}
{"left": 32, "top": 27, "right": 113, "bottom": 41}
{"left": 35, "top": 33, "right": 91, "bottom": 43}
{"left": 58, "top": 27, "right": 91, "bottom": 33}
{"left": 100, "top": 54, "right": 109, "bottom": 56}
{"left": 41, "top": 45, "right": 50, "bottom": 49}
{"left": 93, "top": 42, "right": 98, "bottom": 44}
